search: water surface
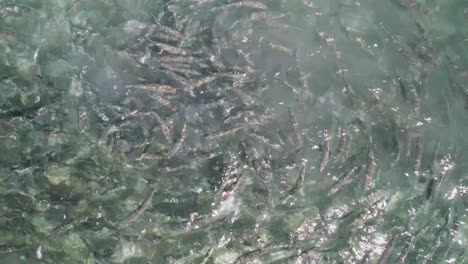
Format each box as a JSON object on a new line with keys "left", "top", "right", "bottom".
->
{"left": 0, "top": 0, "right": 467, "bottom": 263}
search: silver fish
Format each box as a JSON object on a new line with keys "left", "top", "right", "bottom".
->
{"left": 160, "top": 55, "right": 210, "bottom": 69}
{"left": 148, "top": 94, "right": 176, "bottom": 112}
{"left": 269, "top": 42, "right": 295, "bottom": 57}
{"left": 146, "top": 24, "right": 183, "bottom": 43}
{"left": 152, "top": 42, "right": 188, "bottom": 56}
{"left": 153, "top": 112, "right": 173, "bottom": 143}
{"left": 413, "top": 135, "right": 422, "bottom": 173}
{"left": 167, "top": 124, "right": 187, "bottom": 159}
{"left": 227, "top": 1, "right": 267, "bottom": 10}
{"left": 290, "top": 161, "right": 307, "bottom": 195}
{"left": 125, "top": 84, "right": 177, "bottom": 95}
{"left": 206, "top": 126, "right": 243, "bottom": 140}
{"left": 231, "top": 87, "right": 256, "bottom": 107}
{"left": 288, "top": 108, "right": 303, "bottom": 147}
{"left": 377, "top": 236, "right": 395, "bottom": 264}
{"left": 365, "top": 140, "right": 377, "bottom": 191}
{"left": 334, "top": 123, "right": 347, "bottom": 163}
{"left": 120, "top": 189, "right": 155, "bottom": 227}
{"left": 194, "top": 75, "right": 220, "bottom": 89}
{"left": 329, "top": 166, "right": 361, "bottom": 196}
{"left": 160, "top": 69, "right": 195, "bottom": 97}
{"left": 319, "top": 132, "right": 330, "bottom": 174}
{"left": 408, "top": 86, "right": 421, "bottom": 118}
{"left": 160, "top": 62, "right": 202, "bottom": 77}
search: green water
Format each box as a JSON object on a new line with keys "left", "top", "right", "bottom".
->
{"left": 0, "top": 0, "right": 467, "bottom": 263}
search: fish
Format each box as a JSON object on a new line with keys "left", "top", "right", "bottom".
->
{"left": 288, "top": 108, "right": 303, "bottom": 148}
{"left": 269, "top": 42, "right": 295, "bottom": 57}
{"left": 194, "top": 75, "right": 220, "bottom": 89}
{"left": 237, "top": 49, "right": 256, "bottom": 67}
{"left": 205, "top": 127, "right": 243, "bottom": 140}
{"left": 120, "top": 189, "right": 155, "bottom": 227}
{"left": 125, "top": 84, "right": 177, "bottom": 95}
{"left": 224, "top": 110, "right": 257, "bottom": 125}
{"left": 425, "top": 177, "right": 435, "bottom": 200}
{"left": 146, "top": 23, "right": 184, "bottom": 43}
{"left": 319, "top": 132, "right": 330, "bottom": 174}
{"left": 148, "top": 94, "right": 176, "bottom": 112}
{"left": 167, "top": 124, "right": 187, "bottom": 159}
{"left": 289, "top": 161, "right": 307, "bottom": 195}
{"left": 377, "top": 236, "right": 395, "bottom": 264}
{"left": 334, "top": 123, "right": 347, "bottom": 163}
{"left": 160, "top": 55, "right": 210, "bottom": 69}
{"left": 249, "top": 12, "right": 298, "bottom": 31}
{"left": 151, "top": 42, "right": 189, "bottom": 56}
{"left": 160, "top": 69, "right": 195, "bottom": 97}
{"left": 231, "top": 87, "right": 256, "bottom": 107}
{"left": 276, "top": 78, "right": 301, "bottom": 103}
{"left": 364, "top": 140, "right": 377, "bottom": 191}
{"left": 408, "top": 86, "right": 421, "bottom": 118}
{"left": 249, "top": 133, "right": 282, "bottom": 150}
{"left": 328, "top": 166, "right": 361, "bottom": 196}
{"left": 413, "top": 135, "right": 422, "bottom": 174}
{"left": 201, "top": 246, "right": 215, "bottom": 264}
{"left": 397, "top": 77, "right": 408, "bottom": 101}
{"left": 135, "top": 153, "right": 165, "bottom": 161}
{"left": 229, "top": 1, "right": 267, "bottom": 10}
{"left": 160, "top": 62, "right": 202, "bottom": 77}
{"left": 153, "top": 112, "right": 173, "bottom": 143}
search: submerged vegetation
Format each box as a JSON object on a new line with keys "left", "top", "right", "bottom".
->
{"left": 0, "top": 0, "right": 467, "bottom": 263}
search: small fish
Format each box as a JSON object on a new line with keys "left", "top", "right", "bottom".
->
{"left": 319, "top": 132, "right": 330, "bottom": 174}
{"left": 135, "top": 153, "right": 164, "bottom": 161}
{"left": 237, "top": 49, "right": 255, "bottom": 67}
{"left": 225, "top": 1, "right": 267, "bottom": 11}
{"left": 365, "top": 140, "right": 377, "bottom": 191}
{"left": 224, "top": 110, "right": 256, "bottom": 125}
{"left": 167, "top": 124, "right": 187, "bottom": 159}
{"left": 120, "top": 189, "right": 155, "bottom": 227}
{"left": 126, "top": 84, "right": 177, "bottom": 95}
{"left": 408, "top": 86, "right": 421, "bottom": 117}
{"left": 153, "top": 112, "right": 173, "bottom": 143}
{"left": 249, "top": 133, "right": 282, "bottom": 151}
{"left": 201, "top": 246, "right": 216, "bottom": 264}
{"left": 425, "top": 177, "right": 435, "bottom": 200}
{"left": 359, "top": 251, "right": 371, "bottom": 264}
{"left": 329, "top": 166, "right": 361, "bottom": 196}
{"left": 231, "top": 87, "right": 256, "bottom": 106}
{"left": 289, "top": 161, "right": 307, "bottom": 195}
{"left": 194, "top": 75, "right": 219, "bottom": 89}
{"left": 148, "top": 94, "right": 176, "bottom": 111}
{"left": 413, "top": 135, "right": 422, "bottom": 173}
{"left": 397, "top": 77, "right": 408, "bottom": 101}
{"left": 250, "top": 12, "right": 300, "bottom": 31}
{"left": 288, "top": 108, "right": 303, "bottom": 147}
{"left": 230, "top": 20, "right": 241, "bottom": 29}
{"left": 277, "top": 78, "right": 301, "bottom": 103}
{"left": 152, "top": 42, "right": 188, "bottom": 56}
{"left": 334, "top": 123, "right": 346, "bottom": 162}
{"left": 155, "top": 24, "right": 184, "bottom": 40}
{"left": 146, "top": 24, "right": 183, "bottom": 43}
{"left": 269, "top": 42, "right": 295, "bottom": 57}
{"left": 215, "top": 163, "right": 242, "bottom": 199}
{"left": 160, "top": 62, "right": 202, "bottom": 77}
{"left": 206, "top": 127, "right": 243, "bottom": 140}
{"left": 189, "top": 151, "right": 222, "bottom": 167}
{"left": 377, "top": 236, "right": 395, "bottom": 264}
{"left": 161, "top": 55, "right": 211, "bottom": 69}
{"left": 160, "top": 69, "right": 195, "bottom": 97}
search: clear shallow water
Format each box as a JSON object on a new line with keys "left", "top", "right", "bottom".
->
{"left": 0, "top": 0, "right": 467, "bottom": 263}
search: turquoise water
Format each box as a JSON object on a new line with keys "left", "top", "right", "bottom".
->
{"left": 0, "top": 0, "right": 467, "bottom": 263}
